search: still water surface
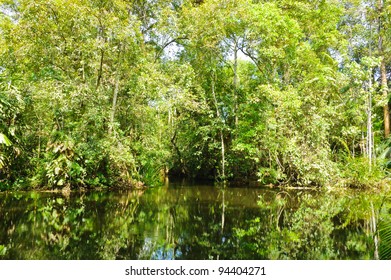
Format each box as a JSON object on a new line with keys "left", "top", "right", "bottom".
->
{"left": 0, "top": 183, "right": 388, "bottom": 259}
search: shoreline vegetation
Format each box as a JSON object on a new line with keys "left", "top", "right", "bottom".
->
{"left": 1, "top": 0, "right": 391, "bottom": 192}
{"left": 1, "top": 177, "right": 390, "bottom": 195}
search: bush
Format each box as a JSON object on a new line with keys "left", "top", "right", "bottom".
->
{"left": 337, "top": 157, "right": 385, "bottom": 188}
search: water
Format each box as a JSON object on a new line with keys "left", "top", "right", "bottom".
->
{"left": 0, "top": 183, "right": 389, "bottom": 259}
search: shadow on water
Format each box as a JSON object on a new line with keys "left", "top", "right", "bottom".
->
{"left": 0, "top": 184, "right": 390, "bottom": 259}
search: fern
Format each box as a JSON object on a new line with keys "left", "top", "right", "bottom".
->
{"left": 379, "top": 219, "right": 391, "bottom": 259}
{"left": 332, "top": 136, "right": 352, "bottom": 159}
{"left": 379, "top": 200, "right": 391, "bottom": 260}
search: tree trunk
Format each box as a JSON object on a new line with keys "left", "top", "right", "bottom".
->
{"left": 381, "top": 59, "right": 390, "bottom": 138}
{"left": 212, "top": 72, "right": 226, "bottom": 180}
{"left": 96, "top": 49, "right": 104, "bottom": 89}
{"left": 367, "top": 84, "right": 373, "bottom": 167}
{"left": 109, "top": 74, "right": 120, "bottom": 135}
{"left": 233, "top": 42, "right": 238, "bottom": 130}
{"left": 378, "top": 0, "right": 390, "bottom": 138}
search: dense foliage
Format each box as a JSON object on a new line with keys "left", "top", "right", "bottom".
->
{"left": 1, "top": 0, "right": 391, "bottom": 189}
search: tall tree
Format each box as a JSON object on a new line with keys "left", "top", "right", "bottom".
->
{"left": 378, "top": 0, "right": 390, "bottom": 138}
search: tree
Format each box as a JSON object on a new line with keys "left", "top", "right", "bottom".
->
{"left": 377, "top": 0, "right": 390, "bottom": 138}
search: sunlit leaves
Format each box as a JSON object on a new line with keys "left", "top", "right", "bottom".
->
{"left": 0, "top": 0, "right": 390, "bottom": 187}
{"left": 0, "top": 133, "right": 11, "bottom": 146}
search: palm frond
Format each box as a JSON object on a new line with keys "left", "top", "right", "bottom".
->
{"left": 379, "top": 217, "right": 391, "bottom": 260}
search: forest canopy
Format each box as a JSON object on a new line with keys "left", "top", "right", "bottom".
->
{"left": 1, "top": 0, "right": 391, "bottom": 190}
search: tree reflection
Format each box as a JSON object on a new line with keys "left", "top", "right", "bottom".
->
{"left": 234, "top": 189, "right": 390, "bottom": 259}
{"left": 0, "top": 186, "right": 390, "bottom": 259}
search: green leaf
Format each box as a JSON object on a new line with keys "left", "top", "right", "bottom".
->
{"left": 0, "top": 133, "right": 11, "bottom": 146}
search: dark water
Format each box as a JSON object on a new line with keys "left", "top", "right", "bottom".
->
{"left": 0, "top": 183, "right": 389, "bottom": 259}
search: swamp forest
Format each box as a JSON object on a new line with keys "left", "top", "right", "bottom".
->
{"left": 1, "top": 0, "right": 391, "bottom": 260}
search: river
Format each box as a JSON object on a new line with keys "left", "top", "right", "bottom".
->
{"left": 0, "top": 182, "right": 389, "bottom": 259}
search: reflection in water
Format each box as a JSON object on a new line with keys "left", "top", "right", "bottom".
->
{"left": 0, "top": 184, "right": 389, "bottom": 259}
